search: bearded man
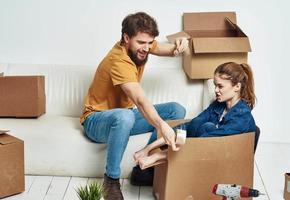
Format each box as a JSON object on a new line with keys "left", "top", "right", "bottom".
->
{"left": 80, "top": 12, "right": 188, "bottom": 200}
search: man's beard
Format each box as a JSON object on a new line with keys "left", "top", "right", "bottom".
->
{"left": 128, "top": 48, "right": 148, "bottom": 66}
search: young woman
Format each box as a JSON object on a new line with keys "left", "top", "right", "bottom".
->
{"left": 134, "top": 62, "right": 257, "bottom": 170}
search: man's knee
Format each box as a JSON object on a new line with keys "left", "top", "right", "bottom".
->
{"left": 112, "top": 109, "right": 135, "bottom": 129}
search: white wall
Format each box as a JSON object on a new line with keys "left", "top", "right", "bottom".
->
{"left": 0, "top": 0, "right": 289, "bottom": 143}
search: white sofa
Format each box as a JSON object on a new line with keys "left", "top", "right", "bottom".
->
{"left": 0, "top": 63, "right": 214, "bottom": 178}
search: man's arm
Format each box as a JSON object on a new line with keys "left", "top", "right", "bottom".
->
{"left": 150, "top": 37, "right": 189, "bottom": 56}
{"left": 120, "top": 82, "right": 178, "bottom": 151}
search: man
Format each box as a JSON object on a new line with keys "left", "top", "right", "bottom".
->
{"left": 80, "top": 12, "right": 188, "bottom": 200}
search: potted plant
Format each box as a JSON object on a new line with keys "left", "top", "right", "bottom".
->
{"left": 76, "top": 181, "right": 104, "bottom": 200}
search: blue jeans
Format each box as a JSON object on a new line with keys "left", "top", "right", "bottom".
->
{"left": 186, "top": 122, "right": 216, "bottom": 137}
{"left": 169, "top": 121, "right": 217, "bottom": 139}
{"left": 82, "top": 102, "right": 186, "bottom": 179}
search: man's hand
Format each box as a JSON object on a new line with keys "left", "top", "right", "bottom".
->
{"left": 173, "top": 37, "right": 189, "bottom": 56}
{"left": 150, "top": 37, "right": 189, "bottom": 57}
{"left": 159, "top": 121, "right": 179, "bottom": 151}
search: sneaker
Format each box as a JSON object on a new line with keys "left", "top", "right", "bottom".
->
{"left": 103, "top": 174, "right": 124, "bottom": 200}
{"left": 130, "top": 165, "right": 154, "bottom": 186}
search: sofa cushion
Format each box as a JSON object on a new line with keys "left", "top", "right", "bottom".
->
{"left": 0, "top": 115, "right": 151, "bottom": 177}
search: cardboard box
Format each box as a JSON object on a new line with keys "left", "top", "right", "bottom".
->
{"left": 0, "top": 75, "right": 46, "bottom": 117}
{"left": 153, "top": 120, "right": 255, "bottom": 200}
{"left": 0, "top": 133, "right": 24, "bottom": 198}
{"left": 167, "top": 12, "right": 251, "bottom": 79}
{"left": 284, "top": 173, "right": 290, "bottom": 200}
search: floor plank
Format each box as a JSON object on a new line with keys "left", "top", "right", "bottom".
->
{"left": 255, "top": 142, "right": 290, "bottom": 200}
{"left": 63, "top": 177, "right": 88, "bottom": 200}
{"left": 44, "top": 176, "right": 71, "bottom": 200}
{"left": 139, "top": 186, "right": 154, "bottom": 200}
{"left": 122, "top": 179, "right": 140, "bottom": 200}
{"left": 254, "top": 161, "right": 270, "bottom": 200}
{"left": 27, "top": 176, "right": 53, "bottom": 200}
{"left": 24, "top": 175, "right": 36, "bottom": 193}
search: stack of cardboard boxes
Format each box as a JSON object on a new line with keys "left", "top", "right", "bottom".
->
{"left": 153, "top": 12, "right": 255, "bottom": 200}
{"left": 0, "top": 75, "right": 45, "bottom": 198}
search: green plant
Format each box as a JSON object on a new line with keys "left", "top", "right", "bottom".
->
{"left": 76, "top": 181, "right": 104, "bottom": 200}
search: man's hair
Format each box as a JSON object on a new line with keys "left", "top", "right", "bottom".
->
{"left": 121, "top": 12, "right": 159, "bottom": 42}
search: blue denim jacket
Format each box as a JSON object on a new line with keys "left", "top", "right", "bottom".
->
{"left": 187, "top": 99, "right": 256, "bottom": 137}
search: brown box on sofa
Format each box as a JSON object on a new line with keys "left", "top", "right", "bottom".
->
{"left": 0, "top": 75, "right": 45, "bottom": 117}
{"left": 153, "top": 120, "right": 255, "bottom": 200}
{"left": 0, "top": 133, "right": 24, "bottom": 198}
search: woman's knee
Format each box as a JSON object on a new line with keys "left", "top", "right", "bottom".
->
{"left": 197, "top": 122, "right": 216, "bottom": 134}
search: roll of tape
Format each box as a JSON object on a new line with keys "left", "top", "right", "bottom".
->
{"left": 175, "top": 129, "right": 186, "bottom": 145}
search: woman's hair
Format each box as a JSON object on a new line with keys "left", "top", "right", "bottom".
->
{"left": 214, "top": 62, "right": 256, "bottom": 109}
{"left": 121, "top": 12, "right": 159, "bottom": 42}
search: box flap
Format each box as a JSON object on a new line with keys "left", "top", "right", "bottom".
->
{"left": 166, "top": 31, "right": 191, "bottom": 44}
{"left": 166, "top": 119, "right": 191, "bottom": 127}
{"left": 0, "top": 134, "right": 17, "bottom": 145}
{"left": 192, "top": 37, "right": 251, "bottom": 53}
{"left": 225, "top": 17, "right": 248, "bottom": 37}
{"left": 183, "top": 12, "right": 236, "bottom": 31}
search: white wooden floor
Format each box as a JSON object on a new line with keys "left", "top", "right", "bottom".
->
{"left": 3, "top": 176, "right": 153, "bottom": 200}
{"left": 3, "top": 142, "right": 289, "bottom": 200}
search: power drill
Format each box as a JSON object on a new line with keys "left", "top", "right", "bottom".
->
{"left": 212, "top": 184, "right": 265, "bottom": 200}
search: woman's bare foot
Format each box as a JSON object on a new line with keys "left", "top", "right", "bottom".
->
{"left": 133, "top": 148, "right": 149, "bottom": 164}
{"left": 138, "top": 155, "right": 158, "bottom": 170}
{"left": 138, "top": 151, "right": 167, "bottom": 170}
{"left": 134, "top": 137, "right": 167, "bottom": 164}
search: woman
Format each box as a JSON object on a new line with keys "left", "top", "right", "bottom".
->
{"left": 134, "top": 62, "right": 257, "bottom": 169}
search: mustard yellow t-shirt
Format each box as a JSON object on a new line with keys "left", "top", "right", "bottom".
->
{"left": 80, "top": 41, "right": 157, "bottom": 124}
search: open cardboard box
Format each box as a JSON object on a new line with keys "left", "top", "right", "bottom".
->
{"left": 0, "top": 133, "right": 24, "bottom": 198}
{"left": 0, "top": 75, "right": 46, "bottom": 117}
{"left": 153, "top": 120, "right": 255, "bottom": 200}
{"left": 285, "top": 173, "right": 290, "bottom": 200}
{"left": 167, "top": 12, "right": 251, "bottom": 79}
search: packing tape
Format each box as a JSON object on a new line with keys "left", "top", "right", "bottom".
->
{"left": 175, "top": 129, "right": 186, "bottom": 145}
